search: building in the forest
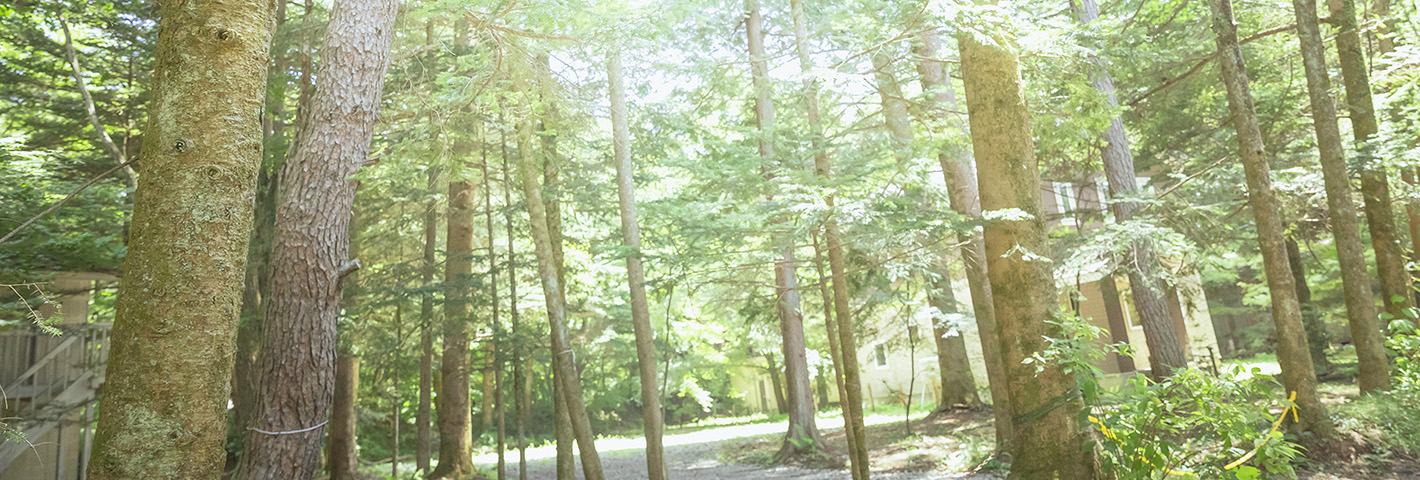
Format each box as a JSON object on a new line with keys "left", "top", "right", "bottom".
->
{"left": 727, "top": 174, "right": 1223, "bottom": 414}
{"left": 0, "top": 272, "right": 114, "bottom": 480}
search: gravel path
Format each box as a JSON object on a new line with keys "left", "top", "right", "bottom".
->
{"left": 474, "top": 416, "right": 997, "bottom": 480}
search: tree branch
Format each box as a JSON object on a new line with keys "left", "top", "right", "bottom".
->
{"left": 1126, "top": 23, "right": 1296, "bottom": 108}
{"left": 0, "top": 158, "right": 139, "bottom": 244}
{"left": 60, "top": 15, "right": 137, "bottom": 188}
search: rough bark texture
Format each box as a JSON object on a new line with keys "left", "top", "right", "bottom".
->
{"left": 418, "top": 166, "right": 438, "bottom": 474}
{"left": 1074, "top": 0, "right": 1188, "bottom": 378}
{"left": 1287, "top": 237, "right": 1332, "bottom": 373}
{"left": 744, "top": 0, "right": 826, "bottom": 461}
{"left": 959, "top": 31, "right": 1102, "bottom": 479}
{"left": 927, "top": 265, "right": 981, "bottom": 407}
{"left": 234, "top": 0, "right": 397, "bottom": 476}
{"left": 1329, "top": 0, "right": 1413, "bottom": 325}
{"left": 328, "top": 354, "right": 359, "bottom": 480}
{"left": 1288, "top": 0, "right": 1390, "bottom": 393}
{"left": 432, "top": 176, "right": 477, "bottom": 478}
{"left": 609, "top": 52, "right": 671, "bottom": 480}
{"left": 518, "top": 112, "right": 606, "bottom": 480}
{"left": 86, "top": 1, "right": 274, "bottom": 478}
{"left": 1210, "top": 0, "right": 1335, "bottom": 437}
{"left": 913, "top": 32, "right": 1013, "bottom": 445}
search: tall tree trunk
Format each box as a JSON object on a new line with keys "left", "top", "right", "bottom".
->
{"left": 432, "top": 173, "right": 477, "bottom": 478}
{"left": 1073, "top": 0, "right": 1188, "bottom": 378}
{"left": 959, "top": 27, "right": 1102, "bottom": 479}
{"left": 766, "top": 354, "right": 788, "bottom": 415}
{"left": 811, "top": 235, "right": 860, "bottom": 472}
{"left": 1287, "top": 237, "right": 1332, "bottom": 373}
{"left": 327, "top": 354, "right": 359, "bottom": 480}
{"left": 481, "top": 126, "right": 508, "bottom": 480}
{"left": 86, "top": 1, "right": 275, "bottom": 477}
{"left": 517, "top": 110, "right": 607, "bottom": 480}
{"left": 1329, "top": 0, "right": 1414, "bottom": 325}
{"left": 743, "top": 0, "right": 826, "bottom": 461}
{"left": 1209, "top": 0, "right": 1336, "bottom": 437}
{"left": 1288, "top": 0, "right": 1390, "bottom": 393}
{"left": 417, "top": 164, "right": 439, "bottom": 474}
{"left": 927, "top": 266, "right": 980, "bottom": 407}
{"left": 912, "top": 31, "right": 1013, "bottom": 446}
{"left": 608, "top": 52, "right": 670, "bottom": 480}
{"left": 235, "top": 0, "right": 396, "bottom": 477}
{"left": 502, "top": 112, "right": 531, "bottom": 480}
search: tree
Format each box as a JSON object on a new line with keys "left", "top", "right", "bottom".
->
{"left": 1072, "top": 0, "right": 1188, "bottom": 378}
{"left": 327, "top": 354, "right": 359, "bottom": 480}
{"left": 959, "top": 19, "right": 1102, "bottom": 479}
{"left": 1209, "top": 0, "right": 1335, "bottom": 437}
{"left": 1287, "top": 0, "right": 1389, "bottom": 393}
{"left": 912, "top": 30, "right": 1012, "bottom": 444}
{"left": 85, "top": 0, "right": 274, "bottom": 476}
{"left": 743, "top": 0, "right": 828, "bottom": 462}
{"left": 433, "top": 170, "right": 476, "bottom": 478}
{"left": 608, "top": 51, "right": 670, "bottom": 480}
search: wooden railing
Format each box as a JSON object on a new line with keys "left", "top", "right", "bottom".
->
{"left": 0, "top": 323, "right": 111, "bottom": 416}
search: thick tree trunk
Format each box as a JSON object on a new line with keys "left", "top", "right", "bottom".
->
{"left": 744, "top": 0, "right": 826, "bottom": 461}
{"left": 86, "top": 1, "right": 274, "bottom": 477}
{"left": 608, "top": 52, "right": 670, "bottom": 480}
{"left": 1209, "top": 0, "right": 1335, "bottom": 437}
{"left": 235, "top": 165, "right": 276, "bottom": 440}
{"left": 959, "top": 29, "right": 1102, "bottom": 479}
{"left": 912, "top": 32, "right": 1013, "bottom": 446}
{"left": 1288, "top": 0, "right": 1390, "bottom": 393}
{"left": 1287, "top": 237, "right": 1332, "bottom": 373}
{"left": 327, "top": 354, "right": 359, "bottom": 480}
{"left": 1097, "top": 275, "right": 1137, "bottom": 373}
{"left": 235, "top": 0, "right": 396, "bottom": 477}
{"left": 432, "top": 175, "right": 477, "bottom": 478}
{"left": 1073, "top": 0, "right": 1188, "bottom": 378}
{"left": 517, "top": 112, "right": 607, "bottom": 480}
{"left": 927, "top": 266, "right": 980, "bottom": 407}
{"left": 1329, "top": 0, "right": 1413, "bottom": 325}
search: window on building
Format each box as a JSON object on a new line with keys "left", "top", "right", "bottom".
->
{"left": 874, "top": 344, "right": 888, "bottom": 368}
{"left": 1053, "top": 182, "right": 1077, "bottom": 226}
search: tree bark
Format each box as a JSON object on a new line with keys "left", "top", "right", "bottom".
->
{"left": 478, "top": 125, "right": 508, "bottom": 480}
{"left": 432, "top": 174, "right": 477, "bottom": 478}
{"left": 927, "top": 265, "right": 980, "bottom": 407}
{"left": 1097, "top": 275, "right": 1137, "bottom": 373}
{"left": 417, "top": 164, "right": 439, "bottom": 474}
{"left": 766, "top": 354, "right": 788, "bottom": 415}
{"left": 608, "top": 52, "right": 670, "bottom": 480}
{"left": 912, "top": 31, "right": 1013, "bottom": 446}
{"left": 502, "top": 112, "right": 531, "bottom": 480}
{"left": 327, "top": 354, "right": 359, "bottom": 480}
{"left": 534, "top": 62, "right": 578, "bottom": 479}
{"left": 1209, "top": 0, "right": 1336, "bottom": 437}
{"left": 517, "top": 110, "right": 606, "bottom": 480}
{"left": 86, "top": 1, "right": 274, "bottom": 478}
{"left": 744, "top": 0, "right": 827, "bottom": 461}
{"left": 1287, "top": 236, "right": 1332, "bottom": 373}
{"left": 1073, "top": 0, "right": 1189, "bottom": 378}
{"left": 959, "top": 27, "right": 1102, "bottom": 479}
{"left": 1288, "top": 0, "right": 1390, "bottom": 393}
{"left": 811, "top": 234, "right": 859, "bottom": 473}
{"left": 234, "top": 0, "right": 397, "bottom": 476}
{"left": 1328, "top": 0, "right": 1413, "bottom": 325}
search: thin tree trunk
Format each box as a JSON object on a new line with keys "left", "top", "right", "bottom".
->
{"left": 959, "top": 26, "right": 1102, "bottom": 479}
{"left": 86, "top": 1, "right": 275, "bottom": 478}
{"left": 745, "top": 0, "right": 826, "bottom": 462}
{"left": 765, "top": 354, "right": 788, "bottom": 414}
{"left": 811, "top": 234, "right": 860, "bottom": 473}
{"left": 432, "top": 173, "right": 477, "bottom": 478}
{"left": 1097, "top": 275, "right": 1137, "bottom": 373}
{"left": 1288, "top": 0, "right": 1390, "bottom": 393}
{"left": 912, "top": 32, "right": 1013, "bottom": 446}
{"left": 1073, "top": 0, "right": 1188, "bottom": 378}
{"left": 517, "top": 110, "right": 606, "bottom": 480}
{"left": 59, "top": 16, "right": 136, "bottom": 188}
{"left": 392, "top": 304, "right": 402, "bottom": 480}
{"left": 1209, "top": 0, "right": 1336, "bottom": 437}
{"left": 1287, "top": 236, "right": 1332, "bottom": 374}
{"left": 608, "top": 52, "right": 670, "bottom": 480}
{"left": 236, "top": 0, "right": 396, "bottom": 477}
{"left": 502, "top": 111, "right": 531, "bottom": 480}
{"left": 481, "top": 125, "right": 508, "bottom": 480}
{"left": 417, "top": 164, "right": 439, "bottom": 474}
{"left": 1329, "top": 0, "right": 1414, "bottom": 325}
{"left": 328, "top": 354, "right": 359, "bottom": 480}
